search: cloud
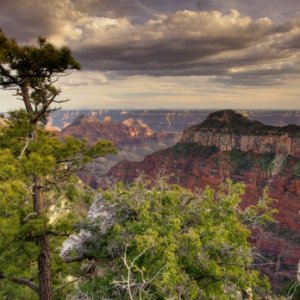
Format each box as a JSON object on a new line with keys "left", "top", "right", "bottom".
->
{"left": 196, "top": 0, "right": 300, "bottom": 22}
{"left": 58, "top": 9, "right": 300, "bottom": 86}
{"left": 0, "top": 0, "right": 86, "bottom": 44}
{"left": 1, "top": 1, "right": 300, "bottom": 87}
{"left": 58, "top": 71, "right": 109, "bottom": 88}
{"left": 72, "top": 9, "right": 274, "bottom": 66}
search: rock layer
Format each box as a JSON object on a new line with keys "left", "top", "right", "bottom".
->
{"left": 104, "top": 111, "right": 300, "bottom": 290}
{"left": 181, "top": 110, "right": 300, "bottom": 156}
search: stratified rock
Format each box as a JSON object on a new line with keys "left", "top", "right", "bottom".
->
{"left": 105, "top": 111, "right": 300, "bottom": 290}
{"left": 58, "top": 116, "right": 179, "bottom": 181}
{"left": 181, "top": 110, "right": 300, "bottom": 156}
{"left": 59, "top": 115, "right": 155, "bottom": 145}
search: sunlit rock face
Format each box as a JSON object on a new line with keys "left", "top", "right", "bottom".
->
{"left": 60, "top": 194, "right": 115, "bottom": 262}
{"left": 57, "top": 115, "right": 179, "bottom": 184}
{"left": 58, "top": 114, "right": 155, "bottom": 145}
{"left": 104, "top": 111, "right": 300, "bottom": 290}
{"left": 181, "top": 110, "right": 300, "bottom": 157}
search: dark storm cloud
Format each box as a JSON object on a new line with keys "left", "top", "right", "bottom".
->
{"left": 0, "top": 0, "right": 80, "bottom": 41}
{"left": 1, "top": 0, "right": 300, "bottom": 86}
{"left": 68, "top": 9, "right": 300, "bottom": 84}
{"left": 210, "top": 66, "right": 300, "bottom": 87}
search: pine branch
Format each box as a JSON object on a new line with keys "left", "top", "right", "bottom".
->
{"left": 0, "top": 271, "right": 38, "bottom": 292}
{"left": 0, "top": 64, "right": 18, "bottom": 84}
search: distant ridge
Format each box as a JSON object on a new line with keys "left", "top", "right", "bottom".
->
{"left": 181, "top": 110, "right": 300, "bottom": 156}
{"left": 190, "top": 110, "right": 300, "bottom": 137}
{"left": 70, "top": 114, "right": 99, "bottom": 125}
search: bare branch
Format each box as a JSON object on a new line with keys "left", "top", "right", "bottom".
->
{"left": 113, "top": 244, "right": 165, "bottom": 299}
{"left": 23, "top": 212, "right": 38, "bottom": 222}
{"left": 18, "top": 137, "right": 32, "bottom": 159}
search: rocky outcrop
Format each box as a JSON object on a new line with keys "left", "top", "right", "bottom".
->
{"left": 107, "top": 144, "right": 300, "bottom": 289}
{"left": 181, "top": 110, "right": 300, "bottom": 157}
{"left": 59, "top": 114, "right": 155, "bottom": 145}
{"left": 60, "top": 110, "right": 300, "bottom": 289}
{"left": 60, "top": 194, "right": 115, "bottom": 262}
{"left": 48, "top": 109, "right": 300, "bottom": 132}
{"left": 58, "top": 115, "right": 179, "bottom": 183}
{"left": 103, "top": 112, "right": 300, "bottom": 290}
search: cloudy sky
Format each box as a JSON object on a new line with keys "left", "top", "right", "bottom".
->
{"left": 1, "top": 0, "right": 300, "bottom": 110}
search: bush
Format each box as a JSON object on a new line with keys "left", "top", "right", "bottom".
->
{"left": 75, "top": 178, "right": 273, "bottom": 299}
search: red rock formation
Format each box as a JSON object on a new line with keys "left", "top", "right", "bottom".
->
{"left": 58, "top": 114, "right": 180, "bottom": 179}
{"left": 104, "top": 111, "right": 300, "bottom": 290}
{"left": 181, "top": 110, "right": 300, "bottom": 156}
{"left": 108, "top": 145, "right": 300, "bottom": 289}
{"left": 58, "top": 114, "right": 155, "bottom": 145}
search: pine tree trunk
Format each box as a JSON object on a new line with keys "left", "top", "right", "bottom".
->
{"left": 33, "top": 177, "right": 53, "bottom": 300}
{"left": 21, "top": 81, "right": 34, "bottom": 115}
{"left": 22, "top": 81, "right": 52, "bottom": 299}
{"left": 37, "top": 235, "right": 52, "bottom": 300}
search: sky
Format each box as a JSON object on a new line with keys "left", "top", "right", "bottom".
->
{"left": 0, "top": 0, "right": 300, "bottom": 111}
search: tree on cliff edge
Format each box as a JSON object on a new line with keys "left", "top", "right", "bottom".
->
{"left": 0, "top": 29, "right": 115, "bottom": 300}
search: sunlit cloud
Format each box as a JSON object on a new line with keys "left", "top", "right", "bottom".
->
{"left": 1, "top": 0, "right": 300, "bottom": 110}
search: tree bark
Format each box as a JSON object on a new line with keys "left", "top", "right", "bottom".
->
{"left": 33, "top": 177, "right": 53, "bottom": 300}
{"left": 20, "top": 81, "right": 34, "bottom": 116}
{"left": 22, "top": 77, "right": 52, "bottom": 299}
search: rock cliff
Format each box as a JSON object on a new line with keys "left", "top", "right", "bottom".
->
{"left": 181, "top": 110, "right": 300, "bottom": 156}
{"left": 58, "top": 115, "right": 179, "bottom": 184}
{"left": 59, "top": 114, "right": 154, "bottom": 145}
{"left": 104, "top": 111, "right": 300, "bottom": 290}
{"left": 108, "top": 145, "right": 300, "bottom": 289}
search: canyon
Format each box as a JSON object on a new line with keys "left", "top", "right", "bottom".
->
{"left": 47, "top": 109, "right": 300, "bottom": 132}
{"left": 58, "top": 114, "right": 179, "bottom": 181}
{"left": 104, "top": 110, "right": 300, "bottom": 289}
{"left": 51, "top": 109, "right": 300, "bottom": 290}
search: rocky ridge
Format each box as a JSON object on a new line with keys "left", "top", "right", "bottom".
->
{"left": 59, "top": 114, "right": 155, "bottom": 145}
{"left": 181, "top": 110, "right": 300, "bottom": 156}
{"left": 104, "top": 111, "right": 300, "bottom": 289}
{"left": 58, "top": 115, "right": 179, "bottom": 185}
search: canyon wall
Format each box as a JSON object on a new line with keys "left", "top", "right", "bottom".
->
{"left": 181, "top": 131, "right": 300, "bottom": 156}
{"left": 181, "top": 109, "right": 300, "bottom": 156}
{"left": 102, "top": 111, "right": 300, "bottom": 290}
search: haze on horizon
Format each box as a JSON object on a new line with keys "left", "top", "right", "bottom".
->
{"left": 1, "top": 0, "right": 300, "bottom": 111}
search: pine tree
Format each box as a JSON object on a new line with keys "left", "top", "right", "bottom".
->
{"left": 0, "top": 29, "right": 115, "bottom": 300}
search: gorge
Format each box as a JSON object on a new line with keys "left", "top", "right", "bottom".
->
{"left": 104, "top": 110, "right": 300, "bottom": 289}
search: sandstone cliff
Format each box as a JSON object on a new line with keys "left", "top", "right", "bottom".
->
{"left": 181, "top": 110, "right": 300, "bottom": 156}
{"left": 107, "top": 144, "right": 300, "bottom": 289}
{"left": 102, "top": 111, "right": 300, "bottom": 290}
{"left": 58, "top": 115, "right": 179, "bottom": 183}
{"left": 59, "top": 114, "right": 155, "bottom": 145}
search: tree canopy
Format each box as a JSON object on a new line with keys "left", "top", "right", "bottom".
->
{"left": 0, "top": 29, "right": 80, "bottom": 124}
{"left": 0, "top": 30, "right": 115, "bottom": 300}
{"left": 74, "top": 177, "right": 274, "bottom": 300}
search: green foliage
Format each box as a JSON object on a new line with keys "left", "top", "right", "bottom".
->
{"left": 292, "top": 159, "right": 300, "bottom": 178}
{"left": 0, "top": 29, "right": 80, "bottom": 125}
{"left": 257, "top": 153, "right": 276, "bottom": 172}
{"left": 77, "top": 178, "right": 273, "bottom": 299}
{"left": 172, "top": 143, "right": 218, "bottom": 157}
{"left": 242, "top": 188, "right": 277, "bottom": 227}
{"left": 229, "top": 150, "right": 255, "bottom": 173}
{"left": 0, "top": 112, "right": 115, "bottom": 297}
{"left": 0, "top": 29, "right": 80, "bottom": 79}
{"left": 0, "top": 29, "right": 112, "bottom": 298}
